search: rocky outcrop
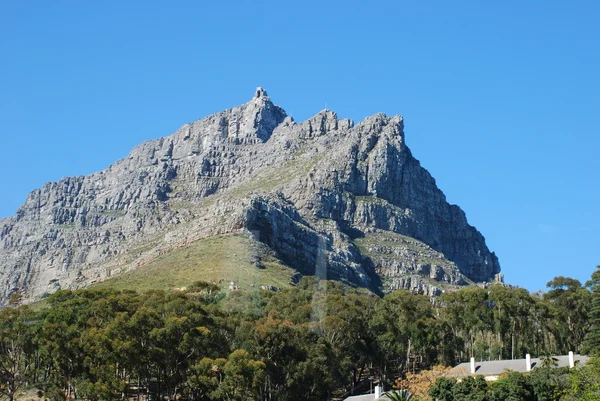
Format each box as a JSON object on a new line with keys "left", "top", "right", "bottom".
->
{"left": 0, "top": 88, "right": 501, "bottom": 304}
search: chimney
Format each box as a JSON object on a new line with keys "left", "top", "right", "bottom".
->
{"left": 569, "top": 351, "right": 575, "bottom": 368}
{"left": 470, "top": 357, "right": 476, "bottom": 374}
{"left": 374, "top": 384, "right": 382, "bottom": 399}
{"left": 526, "top": 354, "right": 531, "bottom": 372}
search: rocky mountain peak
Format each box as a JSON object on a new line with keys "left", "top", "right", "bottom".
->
{"left": 0, "top": 90, "right": 501, "bottom": 305}
{"left": 253, "top": 86, "right": 268, "bottom": 99}
{"left": 210, "top": 87, "right": 287, "bottom": 142}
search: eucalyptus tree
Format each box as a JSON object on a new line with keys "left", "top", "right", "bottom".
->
{"left": 488, "top": 285, "right": 537, "bottom": 359}
{"left": 0, "top": 306, "right": 36, "bottom": 401}
{"left": 371, "top": 290, "right": 438, "bottom": 380}
{"left": 544, "top": 277, "right": 591, "bottom": 353}
{"left": 583, "top": 266, "right": 600, "bottom": 356}
{"left": 439, "top": 287, "right": 492, "bottom": 361}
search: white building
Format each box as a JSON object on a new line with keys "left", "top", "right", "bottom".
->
{"left": 343, "top": 385, "right": 390, "bottom": 401}
{"left": 450, "top": 351, "right": 589, "bottom": 381}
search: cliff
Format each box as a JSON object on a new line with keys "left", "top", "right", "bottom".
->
{"left": 0, "top": 88, "right": 501, "bottom": 304}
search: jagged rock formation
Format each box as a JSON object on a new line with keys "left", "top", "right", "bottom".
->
{"left": 0, "top": 88, "right": 501, "bottom": 304}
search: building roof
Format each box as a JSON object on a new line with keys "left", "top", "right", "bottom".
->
{"left": 450, "top": 354, "right": 590, "bottom": 377}
{"left": 344, "top": 395, "right": 390, "bottom": 401}
{"left": 344, "top": 395, "right": 377, "bottom": 401}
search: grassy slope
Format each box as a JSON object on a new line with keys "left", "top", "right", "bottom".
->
{"left": 93, "top": 145, "right": 327, "bottom": 294}
{"left": 92, "top": 233, "right": 296, "bottom": 293}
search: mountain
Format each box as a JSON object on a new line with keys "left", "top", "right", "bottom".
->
{"left": 0, "top": 88, "right": 501, "bottom": 305}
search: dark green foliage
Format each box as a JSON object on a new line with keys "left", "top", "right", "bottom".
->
{"left": 488, "top": 372, "right": 534, "bottom": 401}
{"left": 488, "top": 285, "right": 538, "bottom": 360}
{"left": 371, "top": 290, "right": 440, "bottom": 381}
{"left": 544, "top": 277, "right": 592, "bottom": 353}
{"left": 0, "top": 307, "right": 35, "bottom": 401}
{"left": 428, "top": 369, "right": 572, "bottom": 401}
{"left": 384, "top": 389, "right": 411, "bottom": 400}
{"left": 0, "top": 268, "right": 598, "bottom": 400}
{"left": 429, "top": 377, "right": 457, "bottom": 401}
{"left": 583, "top": 266, "right": 600, "bottom": 356}
{"left": 529, "top": 367, "right": 569, "bottom": 401}
{"left": 452, "top": 376, "right": 489, "bottom": 401}
{"left": 563, "top": 357, "right": 600, "bottom": 401}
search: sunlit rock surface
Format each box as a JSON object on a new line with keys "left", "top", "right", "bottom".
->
{"left": 0, "top": 88, "right": 501, "bottom": 304}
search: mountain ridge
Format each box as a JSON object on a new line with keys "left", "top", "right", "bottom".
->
{"left": 0, "top": 88, "right": 501, "bottom": 305}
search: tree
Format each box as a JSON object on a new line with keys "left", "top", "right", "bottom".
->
{"left": 114, "top": 305, "right": 161, "bottom": 400}
{"left": 563, "top": 357, "right": 600, "bottom": 401}
{"left": 440, "top": 287, "right": 492, "bottom": 362}
{"left": 215, "top": 349, "right": 266, "bottom": 401}
{"left": 78, "top": 321, "right": 129, "bottom": 401}
{"left": 452, "top": 375, "right": 488, "bottom": 401}
{"left": 0, "top": 307, "right": 35, "bottom": 401}
{"left": 429, "top": 377, "right": 456, "bottom": 401}
{"left": 315, "top": 293, "right": 376, "bottom": 390}
{"left": 583, "top": 265, "right": 600, "bottom": 356}
{"left": 38, "top": 315, "right": 86, "bottom": 399}
{"left": 395, "top": 365, "right": 454, "bottom": 401}
{"left": 545, "top": 277, "right": 592, "bottom": 353}
{"left": 528, "top": 366, "right": 569, "bottom": 401}
{"left": 371, "top": 290, "right": 438, "bottom": 380}
{"left": 488, "top": 285, "right": 536, "bottom": 360}
{"left": 184, "top": 357, "right": 226, "bottom": 401}
{"left": 488, "top": 372, "right": 533, "bottom": 401}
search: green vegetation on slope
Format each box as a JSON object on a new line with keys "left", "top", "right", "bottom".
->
{"left": 94, "top": 233, "right": 296, "bottom": 293}
{"left": 225, "top": 148, "right": 326, "bottom": 197}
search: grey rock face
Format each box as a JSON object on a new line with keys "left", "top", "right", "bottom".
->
{"left": 0, "top": 88, "right": 500, "bottom": 304}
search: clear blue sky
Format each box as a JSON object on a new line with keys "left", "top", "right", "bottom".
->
{"left": 1, "top": 1, "right": 598, "bottom": 291}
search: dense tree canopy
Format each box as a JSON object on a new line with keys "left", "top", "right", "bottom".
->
{"left": 0, "top": 267, "right": 597, "bottom": 401}
{"left": 423, "top": 362, "right": 600, "bottom": 401}
{"left": 583, "top": 266, "right": 600, "bottom": 357}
